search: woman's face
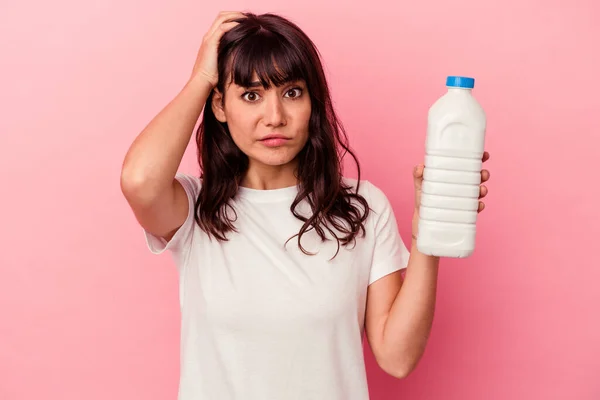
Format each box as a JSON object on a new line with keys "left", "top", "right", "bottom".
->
{"left": 212, "top": 73, "right": 311, "bottom": 169}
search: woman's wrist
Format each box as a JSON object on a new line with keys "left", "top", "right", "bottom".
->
{"left": 410, "top": 209, "right": 441, "bottom": 262}
{"left": 411, "top": 208, "right": 420, "bottom": 239}
{"left": 185, "top": 73, "right": 215, "bottom": 94}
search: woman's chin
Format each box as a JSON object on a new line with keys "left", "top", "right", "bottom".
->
{"left": 249, "top": 148, "right": 300, "bottom": 167}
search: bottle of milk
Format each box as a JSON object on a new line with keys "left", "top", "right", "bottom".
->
{"left": 416, "top": 76, "right": 487, "bottom": 258}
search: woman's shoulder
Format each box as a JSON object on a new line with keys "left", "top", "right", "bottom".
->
{"left": 342, "top": 176, "right": 386, "bottom": 202}
{"left": 174, "top": 172, "right": 203, "bottom": 198}
{"left": 341, "top": 176, "right": 391, "bottom": 211}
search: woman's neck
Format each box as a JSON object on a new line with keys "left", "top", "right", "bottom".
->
{"left": 240, "top": 159, "right": 299, "bottom": 190}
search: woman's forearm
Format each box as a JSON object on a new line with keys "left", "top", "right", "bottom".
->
{"left": 382, "top": 212, "right": 441, "bottom": 376}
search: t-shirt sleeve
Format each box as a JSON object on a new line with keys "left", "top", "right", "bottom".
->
{"left": 366, "top": 181, "right": 411, "bottom": 285}
{"left": 143, "top": 172, "right": 201, "bottom": 255}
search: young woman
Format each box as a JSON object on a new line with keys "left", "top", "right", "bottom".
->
{"left": 120, "top": 11, "right": 490, "bottom": 400}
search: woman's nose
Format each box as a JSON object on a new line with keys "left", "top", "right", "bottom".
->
{"left": 263, "top": 97, "right": 286, "bottom": 127}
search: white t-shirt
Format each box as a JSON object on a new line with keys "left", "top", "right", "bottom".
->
{"left": 144, "top": 173, "right": 410, "bottom": 400}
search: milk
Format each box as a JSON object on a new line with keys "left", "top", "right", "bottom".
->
{"left": 416, "top": 76, "right": 487, "bottom": 258}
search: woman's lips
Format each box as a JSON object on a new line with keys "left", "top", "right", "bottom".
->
{"left": 260, "top": 135, "right": 290, "bottom": 147}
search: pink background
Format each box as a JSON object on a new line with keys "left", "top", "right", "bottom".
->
{"left": 1, "top": 0, "right": 599, "bottom": 399}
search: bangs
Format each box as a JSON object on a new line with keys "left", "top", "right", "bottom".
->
{"left": 228, "top": 32, "right": 307, "bottom": 88}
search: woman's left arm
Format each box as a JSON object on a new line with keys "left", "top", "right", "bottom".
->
{"left": 364, "top": 211, "right": 440, "bottom": 379}
{"left": 364, "top": 215, "right": 440, "bottom": 379}
{"left": 365, "top": 152, "right": 490, "bottom": 379}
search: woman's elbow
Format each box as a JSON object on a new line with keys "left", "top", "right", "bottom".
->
{"left": 378, "top": 356, "right": 416, "bottom": 380}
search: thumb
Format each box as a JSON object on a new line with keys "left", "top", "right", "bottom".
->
{"left": 413, "top": 164, "right": 424, "bottom": 181}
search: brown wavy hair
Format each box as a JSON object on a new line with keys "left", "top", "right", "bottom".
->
{"left": 194, "top": 12, "right": 369, "bottom": 256}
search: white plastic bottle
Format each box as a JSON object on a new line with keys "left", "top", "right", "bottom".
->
{"left": 416, "top": 76, "right": 487, "bottom": 258}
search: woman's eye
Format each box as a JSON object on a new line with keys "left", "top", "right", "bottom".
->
{"left": 242, "top": 87, "right": 302, "bottom": 102}
{"left": 285, "top": 88, "right": 302, "bottom": 98}
{"left": 242, "top": 92, "right": 260, "bottom": 102}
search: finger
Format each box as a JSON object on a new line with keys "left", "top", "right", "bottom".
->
{"left": 481, "top": 169, "right": 490, "bottom": 182}
{"left": 212, "top": 21, "right": 241, "bottom": 38}
{"left": 482, "top": 151, "right": 490, "bottom": 163}
{"left": 479, "top": 185, "right": 488, "bottom": 199}
{"left": 478, "top": 201, "right": 485, "bottom": 213}
{"left": 208, "top": 12, "right": 246, "bottom": 37}
{"left": 221, "top": 11, "right": 247, "bottom": 24}
{"left": 413, "top": 164, "right": 424, "bottom": 179}
{"left": 216, "top": 11, "right": 248, "bottom": 21}
{"left": 211, "top": 12, "right": 245, "bottom": 34}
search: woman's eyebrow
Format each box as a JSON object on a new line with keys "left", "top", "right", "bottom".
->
{"left": 242, "top": 79, "right": 303, "bottom": 89}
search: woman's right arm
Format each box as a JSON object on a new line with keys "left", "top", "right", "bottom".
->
{"left": 120, "top": 77, "right": 213, "bottom": 242}
{"left": 120, "top": 11, "right": 245, "bottom": 242}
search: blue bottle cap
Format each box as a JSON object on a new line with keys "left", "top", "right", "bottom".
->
{"left": 446, "top": 76, "right": 475, "bottom": 89}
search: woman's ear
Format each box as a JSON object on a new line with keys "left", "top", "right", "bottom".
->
{"left": 211, "top": 89, "right": 227, "bottom": 123}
